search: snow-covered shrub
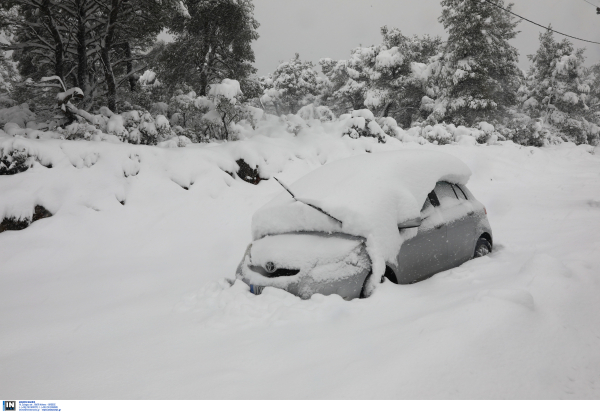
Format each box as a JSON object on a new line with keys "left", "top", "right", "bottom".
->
{"left": 283, "top": 114, "right": 307, "bottom": 136}
{"left": 0, "top": 104, "right": 36, "bottom": 128}
{"left": 262, "top": 54, "right": 322, "bottom": 115}
{"left": 105, "top": 114, "right": 129, "bottom": 141}
{"left": 421, "top": 123, "right": 454, "bottom": 145}
{"left": 474, "top": 121, "right": 505, "bottom": 144}
{"left": 63, "top": 122, "right": 99, "bottom": 141}
{"left": 138, "top": 112, "right": 160, "bottom": 145}
{"left": 150, "top": 102, "right": 169, "bottom": 116}
{"left": 139, "top": 70, "right": 160, "bottom": 87}
{"left": 376, "top": 117, "right": 403, "bottom": 140}
{"left": 200, "top": 79, "right": 262, "bottom": 141}
{"left": 297, "top": 104, "right": 335, "bottom": 122}
{"left": 0, "top": 147, "right": 34, "bottom": 175}
{"left": 343, "top": 110, "right": 389, "bottom": 143}
{"left": 0, "top": 205, "right": 52, "bottom": 234}
{"left": 157, "top": 135, "right": 192, "bottom": 148}
{"left": 166, "top": 91, "right": 206, "bottom": 141}
{"left": 504, "top": 113, "right": 548, "bottom": 147}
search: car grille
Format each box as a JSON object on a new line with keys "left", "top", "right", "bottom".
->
{"left": 249, "top": 265, "right": 300, "bottom": 278}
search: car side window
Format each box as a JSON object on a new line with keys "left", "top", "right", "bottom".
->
{"left": 421, "top": 195, "right": 433, "bottom": 216}
{"left": 427, "top": 191, "right": 440, "bottom": 207}
{"left": 421, "top": 191, "right": 440, "bottom": 220}
{"left": 433, "top": 182, "right": 460, "bottom": 209}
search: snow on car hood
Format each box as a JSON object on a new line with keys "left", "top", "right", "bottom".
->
{"left": 252, "top": 150, "right": 471, "bottom": 290}
{"left": 250, "top": 233, "right": 364, "bottom": 273}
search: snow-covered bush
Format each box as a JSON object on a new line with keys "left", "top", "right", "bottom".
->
{"left": 376, "top": 117, "right": 404, "bottom": 140}
{"left": 0, "top": 104, "right": 36, "bottom": 128}
{"left": 283, "top": 114, "right": 307, "bottom": 136}
{"left": 150, "top": 102, "right": 169, "bottom": 116}
{"left": 138, "top": 70, "right": 160, "bottom": 87}
{"left": 199, "top": 79, "right": 263, "bottom": 141}
{"left": 63, "top": 122, "right": 99, "bottom": 141}
{"left": 261, "top": 54, "right": 322, "bottom": 115}
{"left": 0, "top": 147, "right": 34, "bottom": 175}
{"left": 343, "top": 110, "right": 389, "bottom": 143}
{"left": 421, "top": 123, "right": 454, "bottom": 145}
{"left": 297, "top": 104, "right": 335, "bottom": 122}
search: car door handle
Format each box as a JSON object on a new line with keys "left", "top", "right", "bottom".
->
{"left": 467, "top": 211, "right": 474, "bottom": 216}
{"left": 434, "top": 224, "right": 444, "bottom": 229}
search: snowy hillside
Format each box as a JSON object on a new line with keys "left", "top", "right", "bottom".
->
{"left": 1, "top": 126, "right": 600, "bottom": 398}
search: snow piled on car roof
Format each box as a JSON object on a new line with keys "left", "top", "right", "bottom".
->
{"left": 252, "top": 150, "right": 471, "bottom": 290}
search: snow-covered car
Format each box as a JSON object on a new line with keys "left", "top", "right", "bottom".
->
{"left": 235, "top": 150, "right": 492, "bottom": 299}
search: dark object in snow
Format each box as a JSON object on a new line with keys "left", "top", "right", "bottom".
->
{"left": 0, "top": 205, "right": 53, "bottom": 234}
{"left": 0, "top": 149, "right": 32, "bottom": 175}
{"left": 236, "top": 159, "right": 264, "bottom": 185}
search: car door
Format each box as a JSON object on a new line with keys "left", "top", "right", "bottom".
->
{"left": 395, "top": 191, "right": 448, "bottom": 284}
{"left": 434, "top": 182, "right": 476, "bottom": 268}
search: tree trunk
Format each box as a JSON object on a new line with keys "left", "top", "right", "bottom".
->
{"left": 40, "top": 0, "right": 64, "bottom": 81}
{"left": 273, "top": 101, "right": 281, "bottom": 116}
{"left": 198, "top": 45, "right": 214, "bottom": 96}
{"left": 76, "top": 0, "right": 90, "bottom": 104}
{"left": 101, "top": 0, "right": 121, "bottom": 112}
{"left": 381, "top": 101, "right": 393, "bottom": 118}
{"left": 102, "top": 48, "right": 117, "bottom": 111}
{"left": 125, "top": 42, "right": 136, "bottom": 92}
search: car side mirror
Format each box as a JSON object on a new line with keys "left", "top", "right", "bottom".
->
{"left": 398, "top": 217, "right": 422, "bottom": 229}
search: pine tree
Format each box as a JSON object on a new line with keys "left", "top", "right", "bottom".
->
{"left": 521, "top": 29, "right": 596, "bottom": 144}
{"left": 429, "top": 0, "right": 522, "bottom": 126}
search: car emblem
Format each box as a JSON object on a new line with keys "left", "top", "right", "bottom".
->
{"left": 264, "top": 262, "right": 276, "bottom": 273}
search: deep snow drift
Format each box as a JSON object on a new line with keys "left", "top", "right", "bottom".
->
{"left": 1, "top": 128, "right": 600, "bottom": 398}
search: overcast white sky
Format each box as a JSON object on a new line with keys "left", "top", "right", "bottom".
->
{"left": 251, "top": 0, "right": 600, "bottom": 75}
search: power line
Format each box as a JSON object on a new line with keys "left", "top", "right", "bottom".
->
{"left": 481, "top": 0, "right": 600, "bottom": 45}
{"left": 579, "top": 0, "right": 600, "bottom": 14}
{"left": 580, "top": 0, "right": 599, "bottom": 9}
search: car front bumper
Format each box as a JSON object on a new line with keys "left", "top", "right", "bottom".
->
{"left": 235, "top": 233, "right": 371, "bottom": 300}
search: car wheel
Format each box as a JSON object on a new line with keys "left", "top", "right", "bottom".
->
{"left": 474, "top": 237, "right": 492, "bottom": 258}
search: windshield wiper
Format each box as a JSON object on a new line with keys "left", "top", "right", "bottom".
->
{"left": 273, "top": 176, "right": 343, "bottom": 226}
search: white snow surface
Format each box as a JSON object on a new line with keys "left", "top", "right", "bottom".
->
{"left": 1, "top": 125, "right": 600, "bottom": 398}
{"left": 252, "top": 150, "right": 471, "bottom": 283}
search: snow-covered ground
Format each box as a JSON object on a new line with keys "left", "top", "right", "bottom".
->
{"left": 1, "top": 131, "right": 600, "bottom": 398}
